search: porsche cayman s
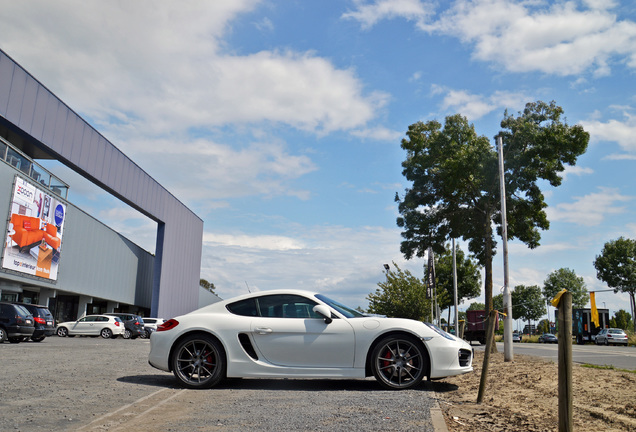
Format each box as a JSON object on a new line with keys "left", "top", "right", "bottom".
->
{"left": 148, "top": 290, "right": 473, "bottom": 390}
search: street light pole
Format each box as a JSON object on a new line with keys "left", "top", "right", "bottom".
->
{"left": 497, "top": 135, "right": 513, "bottom": 362}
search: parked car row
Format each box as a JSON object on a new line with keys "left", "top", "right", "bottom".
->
{"left": 0, "top": 301, "right": 55, "bottom": 343}
{"left": 1, "top": 301, "right": 162, "bottom": 343}
{"left": 57, "top": 313, "right": 150, "bottom": 339}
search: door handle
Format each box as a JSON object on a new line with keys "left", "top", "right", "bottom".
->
{"left": 254, "top": 327, "right": 273, "bottom": 335}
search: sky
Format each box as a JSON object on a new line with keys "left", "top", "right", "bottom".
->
{"left": 1, "top": 0, "right": 635, "bottom": 322}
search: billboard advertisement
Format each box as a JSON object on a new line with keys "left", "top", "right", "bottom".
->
{"left": 2, "top": 176, "right": 66, "bottom": 280}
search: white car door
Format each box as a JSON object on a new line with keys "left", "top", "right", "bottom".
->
{"left": 71, "top": 317, "right": 94, "bottom": 335}
{"left": 250, "top": 317, "right": 355, "bottom": 367}
{"left": 248, "top": 295, "right": 355, "bottom": 368}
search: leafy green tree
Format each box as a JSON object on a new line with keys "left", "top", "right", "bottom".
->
{"left": 610, "top": 309, "right": 632, "bottom": 331}
{"left": 543, "top": 268, "right": 588, "bottom": 308}
{"left": 367, "top": 263, "right": 431, "bottom": 321}
{"left": 200, "top": 278, "right": 216, "bottom": 294}
{"left": 537, "top": 319, "right": 550, "bottom": 334}
{"left": 435, "top": 244, "right": 482, "bottom": 324}
{"left": 395, "top": 101, "right": 588, "bottom": 327}
{"left": 467, "top": 302, "right": 485, "bottom": 311}
{"left": 511, "top": 285, "right": 546, "bottom": 332}
{"left": 594, "top": 237, "right": 636, "bottom": 332}
{"left": 493, "top": 293, "right": 504, "bottom": 312}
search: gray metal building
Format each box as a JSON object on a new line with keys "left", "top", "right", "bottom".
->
{"left": 0, "top": 49, "right": 204, "bottom": 321}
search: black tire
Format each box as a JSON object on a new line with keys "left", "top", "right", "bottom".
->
{"left": 0, "top": 327, "right": 7, "bottom": 343}
{"left": 123, "top": 329, "right": 132, "bottom": 339}
{"left": 370, "top": 335, "right": 427, "bottom": 390}
{"left": 604, "top": 339, "right": 608, "bottom": 346}
{"left": 172, "top": 334, "right": 226, "bottom": 389}
{"left": 57, "top": 327, "right": 68, "bottom": 337}
{"left": 8, "top": 337, "right": 22, "bottom": 343}
{"left": 31, "top": 336, "right": 45, "bottom": 342}
{"left": 100, "top": 328, "right": 113, "bottom": 339}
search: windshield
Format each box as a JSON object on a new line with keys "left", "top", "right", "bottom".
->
{"left": 315, "top": 294, "right": 364, "bottom": 318}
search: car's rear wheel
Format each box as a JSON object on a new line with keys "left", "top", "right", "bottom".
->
{"left": 31, "top": 336, "right": 45, "bottom": 342}
{"left": 604, "top": 339, "right": 608, "bottom": 346}
{"left": 101, "top": 328, "right": 113, "bottom": 339}
{"left": 0, "top": 327, "right": 7, "bottom": 343}
{"left": 172, "top": 334, "right": 226, "bottom": 389}
{"left": 57, "top": 327, "right": 68, "bottom": 337}
{"left": 123, "top": 329, "right": 132, "bottom": 339}
{"left": 371, "top": 335, "right": 427, "bottom": 390}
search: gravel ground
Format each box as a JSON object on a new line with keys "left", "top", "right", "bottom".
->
{"left": 0, "top": 336, "right": 444, "bottom": 431}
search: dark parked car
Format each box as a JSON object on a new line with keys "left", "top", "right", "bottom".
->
{"left": 13, "top": 303, "right": 55, "bottom": 342}
{"left": 104, "top": 313, "right": 145, "bottom": 339}
{"left": 538, "top": 333, "right": 558, "bottom": 343}
{"left": 0, "top": 302, "right": 35, "bottom": 343}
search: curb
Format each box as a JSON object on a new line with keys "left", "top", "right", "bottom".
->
{"left": 430, "top": 396, "right": 449, "bottom": 432}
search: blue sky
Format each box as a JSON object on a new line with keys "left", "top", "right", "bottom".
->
{"left": 1, "top": 1, "right": 635, "bottom": 320}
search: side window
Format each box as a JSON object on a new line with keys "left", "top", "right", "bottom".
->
{"left": 227, "top": 299, "right": 258, "bottom": 317}
{"left": 256, "top": 295, "right": 321, "bottom": 319}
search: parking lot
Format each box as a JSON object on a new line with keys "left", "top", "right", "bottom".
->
{"left": 1, "top": 336, "right": 445, "bottom": 431}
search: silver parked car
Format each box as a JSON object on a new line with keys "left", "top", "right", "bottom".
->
{"left": 595, "top": 328, "right": 628, "bottom": 346}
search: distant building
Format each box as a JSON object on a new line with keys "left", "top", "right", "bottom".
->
{"left": 0, "top": 49, "right": 204, "bottom": 321}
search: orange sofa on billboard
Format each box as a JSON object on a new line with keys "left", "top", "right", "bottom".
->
{"left": 9, "top": 214, "right": 61, "bottom": 253}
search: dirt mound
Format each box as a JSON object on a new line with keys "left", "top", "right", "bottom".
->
{"left": 435, "top": 351, "right": 636, "bottom": 431}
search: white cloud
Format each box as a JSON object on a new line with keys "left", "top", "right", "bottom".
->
{"left": 546, "top": 187, "right": 632, "bottom": 226}
{"left": 200, "top": 225, "right": 422, "bottom": 307}
{"left": 347, "top": 0, "right": 636, "bottom": 77}
{"left": 0, "top": 2, "right": 385, "bottom": 136}
{"left": 433, "top": 85, "right": 530, "bottom": 120}
{"left": 581, "top": 110, "right": 636, "bottom": 154}
{"left": 342, "top": 0, "right": 432, "bottom": 29}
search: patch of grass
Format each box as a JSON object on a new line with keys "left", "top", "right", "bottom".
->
{"left": 581, "top": 363, "right": 636, "bottom": 374}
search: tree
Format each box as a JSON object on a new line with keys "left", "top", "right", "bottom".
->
{"left": 511, "top": 285, "right": 546, "bottom": 332}
{"left": 434, "top": 244, "right": 482, "bottom": 324}
{"left": 200, "top": 278, "right": 216, "bottom": 294}
{"left": 537, "top": 319, "right": 550, "bottom": 334}
{"left": 543, "top": 268, "right": 588, "bottom": 308}
{"left": 395, "top": 101, "right": 588, "bottom": 328}
{"left": 467, "top": 302, "right": 485, "bottom": 311}
{"left": 367, "top": 263, "right": 431, "bottom": 321}
{"left": 610, "top": 309, "right": 632, "bottom": 331}
{"left": 594, "top": 237, "right": 636, "bottom": 332}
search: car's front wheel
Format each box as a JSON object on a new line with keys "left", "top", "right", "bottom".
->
{"left": 172, "top": 334, "right": 226, "bottom": 389}
{"left": 57, "top": 327, "right": 68, "bottom": 337}
{"left": 101, "top": 328, "right": 113, "bottom": 339}
{"left": 123, "top": 329, "right": 132, "bottom": 339}
{"left": 371, "top": 335, "right": 427, "bottom": 390}
{"left": 31, "top": 336, "right": 45, "bottom": 342}
{"left": 0, "top": 327, "right": 6, "bottom": 343}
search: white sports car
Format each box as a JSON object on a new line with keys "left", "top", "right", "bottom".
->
{"left": 148, "top": 290, "right": 473, "bottom": 390}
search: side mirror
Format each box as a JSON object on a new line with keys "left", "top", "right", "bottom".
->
{"left": 313, "top": 305, "right": 333, "bottom": 324}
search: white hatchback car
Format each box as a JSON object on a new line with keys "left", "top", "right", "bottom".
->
{"left": 149, "top": 289, "right": 473, "bottom": 390}
{"left": 56, "top": 315, "right": 125, "bottom": 339}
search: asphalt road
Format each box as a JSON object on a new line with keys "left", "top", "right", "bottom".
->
{"left": 0, "top": 336, "right": 444, "bottom": 432}
{"left": 474, "top": 341, "right": 636, "bottom": 370}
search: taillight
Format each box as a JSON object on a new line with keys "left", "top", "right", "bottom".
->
{"left": 34, "top": 317, "right": 46, "bottom": 325}
{"left": 16, "top": 315, "right": 24, "bottom": 325}
{"left": 157, "top": 319, "right": 179, "bottom": 332}
{"left": 115, "top": 321, "right": 120, "bottom": 326}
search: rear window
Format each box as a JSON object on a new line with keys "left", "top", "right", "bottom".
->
{"left": 609, "top": 329, "right": 624, "bottom": 334}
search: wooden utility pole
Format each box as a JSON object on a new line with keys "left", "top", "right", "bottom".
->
{"left": 557, "top": 292, "right": 573, "bottom": 432}
{"left": 477, "top": 310, "right": 498, "bottom": 404}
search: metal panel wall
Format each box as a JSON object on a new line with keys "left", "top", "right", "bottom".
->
{"left": 0, "top": 49, "right": 202, "bottom": 318}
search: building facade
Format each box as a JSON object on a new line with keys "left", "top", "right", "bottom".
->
{"left": 0, "top": 49, "right": 204, "bottom": 321}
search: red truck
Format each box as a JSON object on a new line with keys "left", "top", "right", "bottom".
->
{"left": 463, "top": 309, "right": 499, "bottom": 345}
